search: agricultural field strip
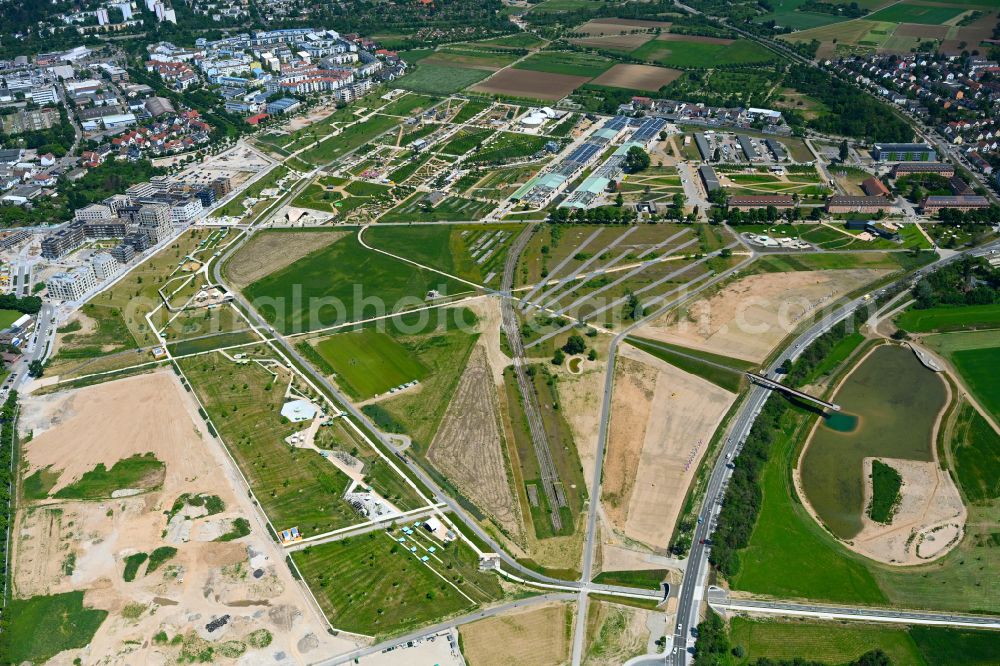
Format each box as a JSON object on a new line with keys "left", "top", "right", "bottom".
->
{"left": 523, "top": 226, "right": 639, "bottom": 313}
{"left": 540, "top": 230, "right": 695, "bottom": 313}
{"left": 551, "top": 237, "right": 701, "bottom": 317}
{"left": 518, "top": 228, "right": 605, "bottom": 306}
{"left": 523, "top": 246, "right": 733, "bottom": 349}
{"left": 356, "top": 226, "right": 489, "bottom": 291}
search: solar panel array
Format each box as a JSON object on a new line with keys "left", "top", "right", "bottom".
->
{"left": 604, "top": 115, "right": 629, "bottom": 131}
{"left": 631, "top": 117, "right": 667, "bottom": 143}
{"left": 565, "top": 142, "right": 600, "bottom": 165}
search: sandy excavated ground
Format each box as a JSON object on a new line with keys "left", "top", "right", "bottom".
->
{"left": 850, "top": 457, "right": 966, "bottom": 565}
{"left": 428, "top": 346, "right": 523, "bottom": 540}
{"left": 14, "top": 371, "right": 353, "bottom": 664}
{"left": 636, "top": 269, "right": 888, "bottom": 362}
{"left": 555, "top": 336, "right": 610, "bottom": 486}
{"left": 607, "top": 346, "right": 735, "bottom": 551}
{"left": 603, "top": 356, "right": 656, "bottom": 532}
{"left": 460, "top": 602, "right": 571, "bottom": 666}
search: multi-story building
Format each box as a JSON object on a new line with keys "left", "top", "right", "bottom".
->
{"left": 921, "top": 195, "right": 991, "bottom": 213}
{"left": 84, "top": 218, "right": 132, "bottom": 239}
{"left": 138, "top": 203, "right": 172, "bottom": 243}
{"left": 41, "top": 224, "right": 86, "bottom": 259}
{"left": 123, "top": 231, "right": 152, "bottom": 253}
{"left": 0, "top": 229, "right": 31, "bottom": 251}
{"left": 74, "top": 203, "right": 114, "bottom": 223}
{"left": 891, "top": 162, "right": 955, "bottom": 178}
{"left": 111, "top": 242, "right": 137, "bottom": 264}
{"left": 30, "top": 86, "right": 58, "bottom": 105}
{"left": 872, "top": 143, "right": 936, "bottom": 161}
{"left": 90, "top": 252, "right": 121, "bottom": 280}
{"left": 47, "top": 265, "right": 97, "bottom": 301}
{"left": 826, "top": 196, "right": 893, "bottom": 214}
{"left": 728, "top": 195, "right": 795, "bottom": 211}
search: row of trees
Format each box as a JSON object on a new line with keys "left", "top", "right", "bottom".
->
{"left": 938, "top": 204, "right": 1000, "bottom": 227}
{"left": 548, "top": 205, "right": 637, "bottom": 224}
{"left": 0, "top": 391, "right": 17, "bottom": 607}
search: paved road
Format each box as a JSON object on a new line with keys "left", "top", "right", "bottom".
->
{"left": 707, "top": 590, "right": 1000, "bottom": 629}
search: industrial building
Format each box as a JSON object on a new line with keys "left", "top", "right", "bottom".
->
{"left": 694, "top": 133, "right": 711, "bottom": 161}
{"left": 765, "top": 138, "right": 786, "bottom": 161}
{"left": 738, "top": 135, "right": 758, "bottom": 161}
{"left": 699, "top": 165, "right": 720, "bottom": 193}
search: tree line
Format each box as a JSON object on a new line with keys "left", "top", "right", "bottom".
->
{"left": 912, "top": 256, "right": 1000, "bottom": 310}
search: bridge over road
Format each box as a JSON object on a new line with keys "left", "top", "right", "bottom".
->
{"left": 746, "top": 372, "right": 840, "bottom": 412}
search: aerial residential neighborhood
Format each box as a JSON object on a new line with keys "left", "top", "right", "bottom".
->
{"left": 0, "top": 1, "right": 998, "bottom": 666}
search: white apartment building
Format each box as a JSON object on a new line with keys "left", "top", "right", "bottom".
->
{"left": 74, "top": 203, "right": 114, "bottom": 222}
{"left": 47, "top": 265, "right": 97, "bottom": 301}
{"left": 90, "top": 252, "right": 121, "bottom": 280}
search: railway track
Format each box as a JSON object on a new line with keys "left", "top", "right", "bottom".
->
{"left": 500, "top": 224, "right": 567, "bottom": 532}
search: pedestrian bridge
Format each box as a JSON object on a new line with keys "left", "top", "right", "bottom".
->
{"left": 747, "top": 373, "right": 840, "bottom": 411}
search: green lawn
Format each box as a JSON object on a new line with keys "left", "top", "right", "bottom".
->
{"left": 632, "top": 38, "right": 778, "bottom": 68}
{"left": 951, "top": 346, "right": 1000, "bottom": 422}
{"left": 314, "top": 328, "right": 429, "bottom": 400}
{"left": 0, "top": 592, "right": 108, "bottom": 664}
{"left": 0, "top": 308, "right": 24, "bottom": 329}
{"left": 591, "top": 569, "right": 668, "bottom": 590}
{"left": 909, "top": 626, "right": 1000, "bottom": 665}
{"left": 949, "top": 402, "right": 1000, "bottom": 504}
{"left": 395, "top": 63, "right": 492, "bottom": 95}
{"left": 379, "top": 93, "right": 437, "bottom": 117}
{"left": 514, "top": 50, "right": 613, "bottom": 77}
{"left": 439, "top": 128, "right": 494, "bottom": 156}
{"left": 178, "top": 352, "right": 361, "bottom": 536}
{"left": 295, "top": 114, "right": 402, "bottom": 167}
{"left": 896, "top": 304, "right": 1000, "bottom": 333}
{"left": 363, "top": 223, "right": 525, "bottom": 285}
{"left": 243, "top": 232, "right": 471, "bottom": 334}
{"left": 292, "top": 530, "right": 502, "bottom": 638}
{"left": 730, "top": 617, "right": 925, "bottom": 666}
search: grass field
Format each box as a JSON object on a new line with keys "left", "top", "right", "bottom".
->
{"left": 243, "top": 233, "right": 470, "bottom": 334}
{"left": 949, "top": 402, "right": 1000, "bottom": 504}
{"left": 363, "top": 223, "right": 524, "bottom": 285}
{"left": 730, "top": 617, "right": 924, "bottom": 666}
{"left": 395, "top": 63, "right": 492, "bottom": 95}
{"left": 868, "top": 2, "right": 965, "bottom": 25}
{"left": 514, "top": 50, "right": 614, "bottom": 77}
{"left": 1, "top": 592, "right": 107, "bottom": 662}
{"left": 0, "top": 308, "right": 23, "bottom": 329}
{"left": 752, "top": 249, "right": 935, "bottom": 273}
{"left": 291, "top": 530, "right": 502, "bottom": 638}
{"left": 591, "top": 569, "right": 668, "bottom": 590}
{"left": 950, "top": 346, "right": 1000, "bottom": 422}
{"left": 896, "top": 304, "right": 1000, "bottom": 333}
{"left": 295, "top": 113, "right": 401, "bottom": 167}
{"left": 313, "top": 328, "right": 429, "bottom": 400}
{"left": 178, "top": 353, "right": 361, "bottom": 536}
{"left": 632, "top": 38, "right": 777, "bottom": 67}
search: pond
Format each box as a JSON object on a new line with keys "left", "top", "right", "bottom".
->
{"left": 800, "top": 345, "right": 947, "bottom": 539}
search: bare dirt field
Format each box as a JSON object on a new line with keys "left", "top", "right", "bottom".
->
{"left": 181, "top": 143, "right": 273, "bottom": 191}
{"left": 224, "top": 230, "right": 344, "bottom": 289}
{"left": 428, "top": 346, "right": 523, "bottom": 539}
{"left": 602, "top": 356, "right": 656, "bottom": 532}
{"left": 636, "top": 269, "right": 889, "bottom": 363}
{"left": 851, "top": 457, "right": 965, "bottom": 565}
{"left": 577, "top": 18, "right": 672, "bottom": 31}
{"left": 590, "top": 64, "right": 682, "bottom": 91}
{"left": 470, "top": 69, "right": 592, "bottom": 101}
{"left": 14, "top": 371, "right": 352, "bottom": 664}
{"left": 585, "top": 600, "right": 653, "bottom": 666}
{"left": 554, "top": 334, "right": 610, "bottom": 485}
{"left": 616, "top": 345, "right": 735, "bottom": 550}
{"left": 894, "top": 23, "right": 950, "bottom": 39}
{"left": 570, "top": 34, "right": 655, "bottom": 51}
{"left": 655, "top": 33, "right": 734, "bottom": 45}
{"left": 460, "top": 602, "right": 571, "bottom": 666}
